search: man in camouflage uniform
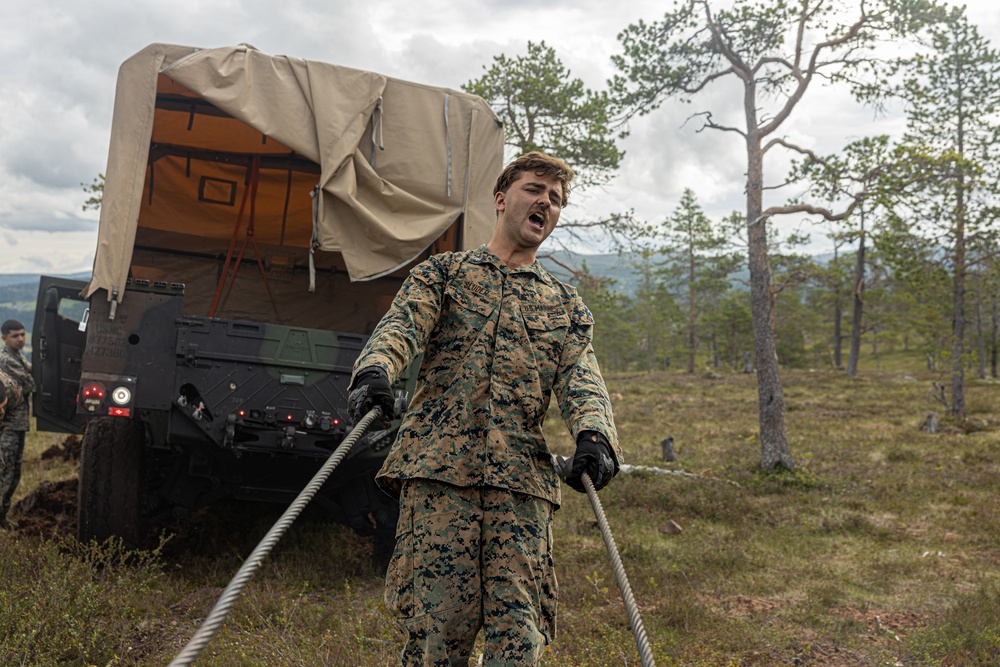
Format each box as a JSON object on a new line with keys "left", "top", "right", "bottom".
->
{"left": 348, "top": 152, "right": 622, "bottom": 666}
{"left": 0, "top": 373, "right": 22, "bottom": 488}
{"left": 0, "top": 319, "right": 34, "bottom": 528}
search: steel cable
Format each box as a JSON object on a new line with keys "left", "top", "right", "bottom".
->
{"left": 167, "top": 407, "right": 382, "bottom": 667}
{"left": 582, "top": 472, "right": 657, "bottom": 667}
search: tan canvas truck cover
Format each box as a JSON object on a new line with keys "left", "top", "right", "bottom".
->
{"left": 87, "top": 43, "right": 503, "bottom": 331}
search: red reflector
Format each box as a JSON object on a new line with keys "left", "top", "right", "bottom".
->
{"left": 333, "top": 419, "right": 340, "bottom": 425}
{"left": 239, "top": 410, "right": 246, "bottom": 417}
{"left": 83, "top": 389, "right": 91, "bottom": 397}
{"left": 287, "top": 414, "right": 293, "bottom": 421}
{"left": 108, "top": 407, "right": 131, "bottom": 417}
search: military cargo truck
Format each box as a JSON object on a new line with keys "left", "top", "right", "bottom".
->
{"left": 32, "top": 44, "right": 503, "bottom": 561}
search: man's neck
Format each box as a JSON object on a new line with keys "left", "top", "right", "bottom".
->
{"left": 485, "top": 241, "right": 537, "bottom": 270}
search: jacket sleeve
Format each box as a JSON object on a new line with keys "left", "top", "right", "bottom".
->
{"left": 351, "top": 255, "right": 449, "bottom": 385}
{"left": 552, "top": 297, "right": 623, "bottom": 466}
{"left": 0, "top": 370, "right": 23, "bottom": 428}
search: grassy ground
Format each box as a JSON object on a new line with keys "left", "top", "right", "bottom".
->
{"left": 2, "top": 361, "right": 999, "bottom": 666}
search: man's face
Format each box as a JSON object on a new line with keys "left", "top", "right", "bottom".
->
{"left": 494, "top": 170, "right": 564, "bottom": 251}
{"left": 2, "top": 329, "right": 26, "bottom": 352}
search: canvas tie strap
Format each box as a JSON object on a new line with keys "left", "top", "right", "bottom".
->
{"left": 369, "top": 96, "right": 384, "bottom": 166}
{"left": 309, "top": 184, "right": 320, "bottom": 293}
{"left": 209, "top": 156, "right": 257, "bottom": 317}
{"left": 209, "top": 156, "right": 280, "bottom": 318}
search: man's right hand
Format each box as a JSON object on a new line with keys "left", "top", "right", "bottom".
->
{"left": 348, "top": 367, "right": 395, "bottom": 428}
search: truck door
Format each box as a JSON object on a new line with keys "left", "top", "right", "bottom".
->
{"left": 32, "top": 276, "right": 90, "bottom": 434}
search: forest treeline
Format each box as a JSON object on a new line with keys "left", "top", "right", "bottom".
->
{"left": 568, "top": 186, "right": 999, "bottom": 383}
{"left": 465, "top": 0, "right": 1000, "bottom": 467}
{"left": 72, "top": 1, "right": 999, "bottom": 468}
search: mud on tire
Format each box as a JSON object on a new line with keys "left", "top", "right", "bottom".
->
{"left": 77, "top": 416, "right": 147, "bottom": 546}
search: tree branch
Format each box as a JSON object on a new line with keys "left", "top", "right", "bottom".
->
{"left": 760, "top": 201, "right": 859, "bottom": 222}
{"left": 688, "top": 111, "right": 747, "bottom": 138}
{"left": 759, "top": 7, "right": 873, "bottom": 137}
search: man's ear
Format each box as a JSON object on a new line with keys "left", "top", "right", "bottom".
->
{"left": 494, "top": 190, "right": 506, "bottom": 212}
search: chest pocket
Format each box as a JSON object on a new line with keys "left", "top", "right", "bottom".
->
{"left": 522, "top": 309, "right": 569, "bottom": 332}
{"left": 435, "top": 282, "right": 496, "bottom": 350}
{"left": 523, "top": 309, "right": 570, "bottom": 389}
{"left": 445, "top": 282, "right": 495, "bottom": 318}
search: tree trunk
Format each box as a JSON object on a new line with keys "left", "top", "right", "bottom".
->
{"left": 686, "top": 302, "right": 696, "bottom": 373}
{"left": 832, "top": 245, "right": 843, "bottom": 370}
{"left": 833, "top": 300, "right": 843, "bottom": 370}
{"left": 991, "top": 298, "right": 998, "bottom": 379}
{"left": 687, "top": 244, "right": 697, "bottom": 374}
{"left": 746, "top": 125, "right": 794, "bottom": 471}
{"left": 951, "top": 183, "right": 967, "bottom": 417}
{"left": 975, "top": 278, "right": 986, "bottom": 379}
{"left": 847, "top": 221, "right": 866, "bottom": 378}
{"left": 872, "top": 325, "right": 881, "bottom": 371}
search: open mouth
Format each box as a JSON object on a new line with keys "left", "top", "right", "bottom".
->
{"left": 528, "top": 212, "right": 546, "bottom": 228}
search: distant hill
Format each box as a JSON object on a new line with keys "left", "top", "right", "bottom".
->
{"left": 539, "top": 249, "right": 835, "bottom": 295}
{"left": 0, "top": 272, "right": 91, "bottom": 337}
{"left": 0, "top": 249, "right": 829, "bottom": 337}
{"left": 0, "top": 272, "right": 91, "bottom": 288}
{"left": 538, "top": 250, "right": 639, "bottom": 289}
{"left": 539, "top": 250, "right": 730, "bottom": 295}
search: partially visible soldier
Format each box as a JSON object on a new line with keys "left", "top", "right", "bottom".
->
{"left": 0, "top": 319, "right": 33, "bottom": 529}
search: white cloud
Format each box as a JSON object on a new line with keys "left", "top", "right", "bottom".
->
{"left": 0, "top": 0, "right": 995, "bottom": 271}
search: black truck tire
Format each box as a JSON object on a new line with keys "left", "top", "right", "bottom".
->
{"left": 77, "top": 416, "right": 147, "bottom": 546}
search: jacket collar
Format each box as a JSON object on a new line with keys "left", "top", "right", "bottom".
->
{"left": 470, "top": 245, "right": 554, "bottom": 285}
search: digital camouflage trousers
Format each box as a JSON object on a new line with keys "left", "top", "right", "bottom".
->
{"left": 0, "top": 427, "right": 26, "bottom": 520}
{"left": 385, "top": 479, "right": 557, "bottom": 667}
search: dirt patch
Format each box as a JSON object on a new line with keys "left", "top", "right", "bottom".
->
{"left": 12, "top": 478, "right": 78, "bottom": 537}
{"left": 40, "top": 434, "right": 82, "bottom": 462}
{"left": 793, "top": 642, "right": 872, "bottom": 667}
{"left": 726, "top": 594, "right": 795, "bottom": 616}
{"left": 9, "top": 435, "right": 79, "bottom": 538}
{"left": 718, "top": 595, "right": 931, "bottom": 666}
{"left": 798, "top": 609, "right": 932, "bottom": 666}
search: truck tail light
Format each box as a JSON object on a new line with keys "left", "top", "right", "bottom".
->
{"left": 82, "top": 383, "right": 105, "bottom": 399}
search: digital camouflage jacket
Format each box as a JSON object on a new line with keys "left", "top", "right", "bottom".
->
{"left": 0, "top": 368, "right": 24, "bottom": 429}
{"left": 0, "top": 347, "right": 33, "bottom": 431}
{"left": 353, "top": 246, "right": 621, "bottom": 506}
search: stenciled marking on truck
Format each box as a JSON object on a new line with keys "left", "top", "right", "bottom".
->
{"left": 85, "top": 322, "right": 128, "bottom": 358}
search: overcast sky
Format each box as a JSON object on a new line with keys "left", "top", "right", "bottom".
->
{"left": 1, "top": 0, "right": 997, "bottom": 275}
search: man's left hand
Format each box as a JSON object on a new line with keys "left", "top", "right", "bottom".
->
{"left": 563, "top": 431, "right": 617, "bottom": 493}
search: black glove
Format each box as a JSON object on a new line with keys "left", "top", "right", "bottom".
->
{"left": 348, "top": 367, "right": 395, "bottom": 428}
{"left": 565, "top": 431, "right": 617, "bottom": 493}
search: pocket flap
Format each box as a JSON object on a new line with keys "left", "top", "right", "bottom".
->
{"left": 445, "top": 281, "right": 495, "bottom": 318}
{"left": 523, "top": 309, "right": 570, "bottom": 331}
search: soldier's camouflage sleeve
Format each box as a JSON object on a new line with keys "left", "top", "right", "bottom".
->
{"left": 0, "top": 348, "right": 32, "bottom": 430}
{"left": 352, "top": 254, "right": 451, "bottom": 384}
{"left": 0, "top": 368, "right": 24, "bottom": 428}
{"left": 553, "top": 297, "right": 623, "bottom": 466}
{"left": 0, "top": 348, "right": 33, "bottom": 393}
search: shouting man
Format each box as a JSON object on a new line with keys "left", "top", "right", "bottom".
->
{"left": 348, "top": 152, "right": 622, "bottom": 666}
